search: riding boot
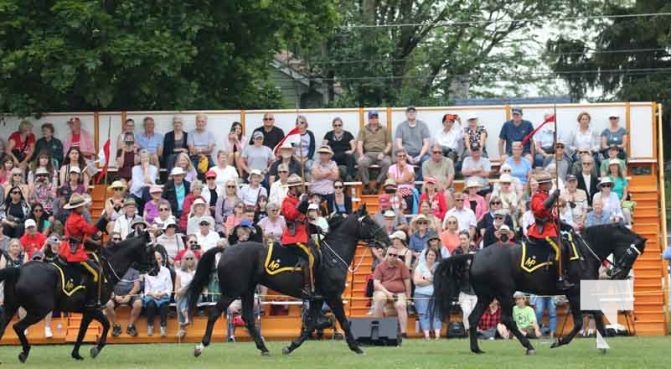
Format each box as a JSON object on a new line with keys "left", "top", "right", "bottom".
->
{"left": 300, "top": 253, "right": 322, "bottom": 300}
{"left": 555, "top": 247, "right": 575, "bottom": 291}
{"left": 82, "top": 259, "right": 103, "bottom": 308}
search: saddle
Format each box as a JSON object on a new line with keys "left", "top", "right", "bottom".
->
{"left": 264, "top": 241, "right": 321, "bottom": 276}
{"left": 52, "top": 252, "right": 103, "bottom": 296}
{"left": 520, "top": 234, "right": 581, "bottom": 274}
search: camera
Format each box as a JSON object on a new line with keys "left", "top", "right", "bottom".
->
{"left": 190, "top": 243, "right": 201, "bottom": 250}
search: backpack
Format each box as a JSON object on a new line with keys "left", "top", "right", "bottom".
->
{"left": 446, "top": 321, "right": 466, "bottom": 338}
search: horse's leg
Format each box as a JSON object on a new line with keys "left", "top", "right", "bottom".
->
{"left": 194, "top": 297, "right": 234, "bottom": 357}
{"left": 468, "top": 296, "right": 492, "bottom": 354}
{"left": 0, "top": 304, "right": 19, "bottom": 340}
{"left": 89, "top": 309, "right": 110, "bottom": 359}
{"left": 240, "top": 292, "right": 269, "bottom": 356}
{"left": 71, "top": 311, "right": 94, "bottom": 360}
{"left": 593, "top": 311, "right": 607, "bottom": 338}
{"left": 325, "top": 295, "right": 363, "bottom": 354}
{"left": 552, "top": 294, "right": 583, "bottom": 348}
{"left": 282, "top": 299, "right": 320, "bottom": 355}
{"left": 12, "top": 311, "right": 44, "bottom": 363}
{"left": 498, "top": 294, "right": 535, "bottom": 355}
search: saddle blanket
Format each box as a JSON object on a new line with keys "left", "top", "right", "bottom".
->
{"left": 520, "top": 235, "right": 581, "bottom": 273}
{"left": 51, "top": 260, "right": 87, "bottom": 296}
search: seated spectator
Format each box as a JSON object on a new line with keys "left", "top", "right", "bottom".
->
{"left": 442, "top": 192, "right": 477, "bottom": 236}
{"left": 323, "top": 117, "right": 356, "bottom": 181}
{"left": 395, "top": 106, "right": 431, "bottom": 178}
{"left": 388, "top": 149, "right": 416, "bottom": 208}
{"left": 241, "top": 131, "right": 274, "bottom": 180}
{"left": 186, "top": 198, "right": 215, "bottom": 235}
{"left": 530, "top": 294, "right": 557, "bottom": 338}
{"left": 59, "top": 166, "right": 86, "bottom": 198}
{"left": 7, "top": 120, "right": 36, "bottom": 172}
{"left": 461, "top": 142, "right": 491, "bottom": 194}
{"left": 175, "top": 250, "right": 198, "bottom": 339}
{"left": 606, "top": 159, "right": 628, "bottom": 201}
{"left": 209, "top": 150, "right": 239, "bottom": 190}
{"left": 561, "top": 175, "right": 588, "bottom": 230}
{"left": 373, "top": 194, "right": 408, "bottom": 231}
{"left": 452, "top": 230, "right": 479, "bottom": 255}
{"left": 268, "top": 142, "right": 301, "bottom": 185}
{"left": 28, "top": 203, "right": 51, "bottom": 236}
{"left": 63, "top": 117, "right": 95, "bottom": 160}
{"left": 417, "top": 200, "right": 442, "bottom": 234}
{"left": 187, "top": 113, "right": 217, "bottom": 175}
{"left": 27, "top": 167, "right": 57, "bottom": 217}
{"left": 484, "top": 223, "right": 514, "bottom": 248}
{"left": 600, "top": 112, "right": 627, "bottom": 160}
{"left": 570, "top": 147, "right": 599, "bottom": 178}
{"left": 136, "top": 117, "right": 163, "bottom": 166}
{"left": 388, "top": 230, "right": 412, "bottom": 270}
{"left": 599, "top": 144, "right": 626, "bottom": 177}
{"left": 357, "top": 110, "right": 392, "bottom": 195}
{"left": 175, "top": 234, "right": 202, "bottom": 267}
{"left": 178, "top": 180, "right": 204, "bottom": 232}
{"left": 216, "top": 181, "right": 241, "bottom": 234}
{"left": 28, "top": 151, "right": 58, "bottom": 187}
{"left": 435, "top": 113, "right": 463, "bottom": 164}
{"left": 162, "top": 116, "right": 189, "bottom": 175}
{"left": 195, "top": 218, "right": 220, "bottom": 251}
{"left": 491, "top": 174, "right": 518, "bottom": 216}
{"left": 477, "top": 299, "right": 507, "bottom": 340}
{"left": 5, "top": 168, "right": 28, "bottom": 199}
{"left": 112, "top": 198, "right": 139, "bottom": 239}
{"left": 493, "top": 164, "right": 523, "bottom": 199}
{"left": 498, "top": 106, "right": 534, "bottom": 163}
{"left": 106, "top": 266, "right": 142, "bottom": 338}
{"left": 568, "top": 112, "right": 600, "bottom": 163}
{"left": 330, "top": 180, "right": 352, "bottom": 215}
{"left": 202, "top": 169, "right": 220, "bottom": 213}
{"left": 221, "top": 121, "right": 246, "bottom": 172}
{"left": 249, "top": 113, "right": 284, "bottom": 150}
{"left": 462, "top": 115, "right": 488, "bottom": 159}
{"left": 422, "top": 144, "right": 455, "bottom": 193}
{"left": 419, "top": 177, "right": 447, "bottom": 220}
{"left": 476, "top": 196, "right": 514, "bottom": 240}
{"left": 310, "top": 145, "right": 339, "bottom": 208}
{"left": 126, "top": 218, "right": 149, "bottom": 240}
{"left": 592, "top": 177, "right": 626, "bottom": 225}
{"left": 239, "top": 170, "right": 267, "bottom": 207}
{"left": 156, "top": 220, "right": 184, "bottom": 265}
{"left": 381, "top": 210, "right": 400, "bottom": 236}
{"left": 128, "top": 149, "right": 158, "bottom": 212}
{"left": 19, "top": 219, "right": 45, "bottom": 259}
{"left": 142, "top": 185, "right": 164, "bottom": 226}
{"left": 408, "top": 214, "right": 438, "bottom": 261}
{"left": 32, "top": 123, "right": 64, "bottom": 169}
{"left": 413, "top": 247, "right": 441, "bottom": 340}
{"left": 481, "top": 209, "right": 509, "bottom": 247}
{"left": 143, "top": 251, "right": 173, "bottom": 338}
{"left": 533, "top": 118, "right": 555, "bottom": 168}
{"left": 382, "top": 179, "right": 409, "bottom": 215}
{"left": 463, "top": 180, "right": 487, "bottom": 221}
{"left": 292, "top": 116, "right": 316, "bottom": 178}
{"left": 512, "top": 292, "right": 542, "bottom": 338}
{"left": 543, "top": 140, "right": 571, "bottom": 182}
{"left": 257, "top": 202, "right": 285, "bottom": 243}
{"left": 172, "top": 152, "right": 197, "bottom": 183}
{"left": 223, "top": 200, "right": 245, "bottom": 237}
{"left": 372, "top": 247, "right": 412, "bottom": 338}
{"left": 253, "top": 195, "right": 269, "bottom": 222}
{"left": 584, "top": 198, "right": 614, "bottom": 228}
{"left": 115, "top": 132, "right": 138, "bottom": 183}
{"left": 0, "top": 186, "right": 31, "bottom": 238}
{"left": 505, "top": 142, "right": 532, "bottom": 187}
{"left": 307, "top": 203, "right": 329, "bottom": 239}
{"left": 150, "top": 200, "right": 176, "bottom": 231}
{"left": 576, "top": 155, "right": 598, "bottom": 206}
{"left": 228, "top": 219, "right": 262, "bottom": 245}
{"left": 0, "top": 156, "right": 15, "bottom": 186}
{"left": 439, "top": 216, "right": 460, "bottom": 254}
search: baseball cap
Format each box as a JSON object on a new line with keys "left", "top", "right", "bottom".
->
{"left": 511, "top": 107, "right": 523, "bottom": 115}
{"left": 307, "top": 203, "right": 319, "bottom": 211}
{"left": 199, "top": 218, "right": 211, "bottom": 225}
{"left": 24, "top": 219, "right": 37, "bottom": 228}
{"left": 368, "top": 110, "right": 379, "bottom": 119}
{"left": 205, "top": 169, "right": 217, "bottom": 179}
{"left": 48, "top": 235, "right": 61, "bottom": 244}
{"left": 252, "top": 131, "right": 264, "bottom": 139}
{"left": 239, "top": 219, "right": 254, "bottom": 228}
{"left": 499, "top": 224, "right": 512, "bottom": 233}
{"left": 566, "top": 174, "right": 577, "bottom": 182}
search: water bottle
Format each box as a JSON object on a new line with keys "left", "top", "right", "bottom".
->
{"left": 56, "top": 322, "right": 63, "bottom": 335}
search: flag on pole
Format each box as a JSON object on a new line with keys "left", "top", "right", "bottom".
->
{"left": 272, "top": 126, "right": 301, "bottom": 157}
{"left": 521, "top": 114, "right": 556, "bottom": 146}
{"left": 96, "top": 138, "right": 110, "bottom": 184}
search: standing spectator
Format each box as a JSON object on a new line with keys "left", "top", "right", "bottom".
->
{"left": 221, "top": 121, "right": 246, "bottom": 171}
{"left": 292, "top": 115, "right": 316, "bottom": 177}
{"left": 249, "top": 113, "right": 285, "bottom": 150}
{"left": 372, "top": 247, "right": 412, "bottom": 338}
{"left": 143, "top": 251, "right": 173, "bottom": 338}
{"left": 435, "top": 113, "right": 463, "bottom": 164}
{"left": 209, "top": 150, "right": 239, "bottom": 190}
{"left": 164, "top": 167, "right": 191, "bottom": 218}
{"left": 567, "top": 112, "right": 600, "bottom": 162}
{"left": 357, "top": 110, "right": 392, "bottom": 195}
{"left": 63, "top": 117, "right": 95, "bottom": 160}
{"left": 162, "top": 115, "right": 189, "bottom": 175}
{"left": 395, "top": 106, "right": 431, "bottom": 179}
{"left": 498, "top": 107, "right": 534, "bottom": 163}
{"left": 116, "top": 118, "right": 137, "bottom": 153}
{"left": 443, "top": 192, "right": 477, "bottom": 236}
{"left": 175, "top": 250, "right": 198, "bottom": 339}
{"left": 421, "top": 144, "right": 455, "bottom": 192}
{"left": 600, "top": 112, "right": 628, "bottom": 160}
{"left": 512, "top": 292, "right": 542, "bottom": 338}
{"left": 115, "top": 132, "right": 138, "bottom": 182}
{"left": 530, "top": 294, "right": 557, "bottom": 338}
{"left": 463, "top": 113, "right": 488, "bottom": 158}
{"left": 241, "top": 131, "right": 274, "bottom": 179}
{"left": 460, "top": 143, "right": 491, "bottom": 193}
{"left": 136, "top": 116, "right": 163, "bottom": 166}
{"left": 187, "top": 113, "right": 217, "bottom": 174}
{"left": 7, "top": 120, "right": 36, "bottom": 172}
{"left": 322, "top": 117, "right": 356, "bottom": 181}
{"left": 32, "top": 123, "right": 64, "bottom": 169}
{"left": 413, "top": 247, "right": 441, "bottom": 340}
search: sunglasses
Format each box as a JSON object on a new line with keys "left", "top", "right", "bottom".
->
{"left": 206, "top": 177, "right": 215, "bottom": 180}
{"left": 278, "top": 171, "right": 288, "bottom": 174}
{"left": 502, "top": 169, "right": 511, "bottom": 173}
{"left": 334, "top": 186, "right": 343, "bottom": 189}
{"left": 387, "top": 253, "right": 398, "bottom": 258}
{"left": 494, "top": 216, "right": 505, "bottom": 220}
{"left": 263, "top": 118, "right": 274, "bottom": 121}
{"left": 159, "top": 208, "right": 170, "bottom": 211}
{"left": 34, "top": 208, "right": 43, "bottom": 212}
{"left": 601, "top": 184, "right": 613, "bottom": 188}
{"left": 417, "top": 221, "right": 427, "bottom": 225}
{"left": 555, "top": 145, "right": 565, "bottom": 149}
{"left": 579, "top": 151, "right": 589, "bottom": 154}
{"left": 454, "top": 199, "right": 464, "bottom": 202}
{"left": 333, "top": 124, "right": 342, "bottom": 127}
{"left": 112, "top": 238, "right": 122, "bottom": 242}
{"left": 490, "top": 201, "right": 501, "bottom": 205}
{"left": 113, "top": 188, "right": 124, "bottom": 191}
{"left": 269, "top": 209, "right": 279, "bottom": 212}
{"left": 185, "top": 257, "right": 194, "bottom": 261}
{"left": 227, "top": 185, "right": 237, "bottom": 188}
{"left": 298, "top": 121, "right": 306, "bottom": 125}
{"left": 11, "top": 191, "right": 20, "bottom": 195}
{"left": 189, "top": 241, "right": 197, "bottom": 245}
{"left": 12, "top": 174, "right": 21, "bottom": 177}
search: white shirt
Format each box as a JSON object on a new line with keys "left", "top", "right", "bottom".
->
{"left": 436, "top": 125, "right": 463, "bottom": 150}
{"left": 442, "top": 207, "right": 477, "bottom": 232}
{"left": 196, "top": 230, "right": 220, "bottom": 252}
{"left": 113, "top": 215, "right": 136, "bottom": 239}
{"left": 209, "top": 165, "right": 239, "bottom": 192}
{"left": 581, "top": 173, "right": 592, "bottom": 196}
{"left": 269, "top": 180, "right": 288, "bottom": 206}
{"left": 144, "top": 266, "right": 173, "bottom": 296}
{"left": 239, "top": 184, "right": 267, "bottom": 206}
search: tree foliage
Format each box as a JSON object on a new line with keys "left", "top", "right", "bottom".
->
{"left": 302, "top": 0, "right": 596, "bottom": 107}
{"left": 0, "top": 0, "right": 338, "bottom": 116}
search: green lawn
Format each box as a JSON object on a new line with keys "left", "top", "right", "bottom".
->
{"left": 0, "top": 337, "right": 667, "bottom": 369}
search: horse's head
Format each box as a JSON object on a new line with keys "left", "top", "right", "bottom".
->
{"left": 107, "top": 231, "right": 156, "bottom": 275}
{"left": 354, "top": 204, "right": 391, "bottom": 249}
{"left": 609, "top": 226, "right": 647, "bottom": 280}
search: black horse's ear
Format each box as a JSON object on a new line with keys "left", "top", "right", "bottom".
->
{"left": 357, "top": 203, "right": 367, "bottom": 215}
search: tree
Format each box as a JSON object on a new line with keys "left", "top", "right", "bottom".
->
{"left": 301, "top": 0, "right": 596, "bottom": 107}
{"left": 0, "top": 0, "right": 338, "bottom": 116}
{"left": 545, "top": 0, "right": 671, "bottom": 158}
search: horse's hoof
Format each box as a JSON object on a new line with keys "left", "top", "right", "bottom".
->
{"left": 282, "top": 346, "right": 292, "bottom": 355}
{"left": 193, "top": 343, "right": 204, "bottom": 358}
{"left": 261, "top": 351, "right": 271, "bottom": 357}
{"left": 550, "top": 339, "right": 561, "bottom": 349}
{"left": 18, "top": 352, "right": 28, "bottom": 363}
{"left": 526, "top": 349, "right": 536, "bottom": 356}
{"left": 71, "top": 353, "right": 84, "bottom": 361}
{"left": 351, "top": 346, "right": 364, "bottom": 355}
{"left": 599, "top": 348, "right": 608, "bottom": 355}
{"left": 90, "top": 346, "right": 100, "bottom": 359}
{"left": 472, "top": 349, "right": 485, "bottom": 354}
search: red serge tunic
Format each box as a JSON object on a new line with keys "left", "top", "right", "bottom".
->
{"left": 280, "top": 194, "right": 308, "bottom": 245}
{"left": 527, "top": 190, "right": 558, "bottom": 239}
{"left": 59, "top": 212, "right": 99, "bottom": 262}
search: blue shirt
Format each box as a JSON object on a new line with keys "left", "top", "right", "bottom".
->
{"left": 136, "top": 132, "right": 164, "bottom": 154}
{"left": 505, "top": 157, "right": 532, "bottom": 185}
{"left": 499, "top": 120, "right": 535, "bottom": 155}
{"left": 409, "top": 231, "right": 437, "bottom": 253}
{"left": 175, "top": 183, "right": 186, "bottom": 211}
{"left": 585, "top": 210, "right": 613, "bottom": 228}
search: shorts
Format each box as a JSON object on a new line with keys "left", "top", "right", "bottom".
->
{"left": 109, "top": 295, "right": 139, "bottom": 308}
{"left": 372, "top": 291, "right": 407, "bottom": 306}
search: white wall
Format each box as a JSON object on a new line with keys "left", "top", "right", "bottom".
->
{"left": 0, "top": 102, "right": 657, "bottom": 167}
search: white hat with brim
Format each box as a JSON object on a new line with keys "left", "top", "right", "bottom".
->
{"left": 498, "top": 173, "right": 513, "bottom": 183}
{"left": 170, "top": 167, "right": 186, "bottom": 177}
{"left": 465, "top": 179, "right": 481, "bottom": 189}
{"left": 63, "top": 194, "right": 91, "bottom": 209}
{"left": 192, "top": 198, "right": 206, "bottom": 207}
{"left": 24, "top": 219, "right": 36, "bottom": 228}
{"left": 317, "top": 146, "right": 334, "bottom": 155}
{"left": 598, "top": 177, "right": 614, "bottom": 188}
{"left": 107, "top": 180, "right": 128, "bottom": 192}
{"left": 284, "top": 174, "right": 308, "bottom": 188}
{"left": 466, "top": 113, "right": 478, "bottom": 121}
{"left": 390, "top": 230, "right": 407, "bottom": 243}
{"left": 248, "top": 169, "right": 263, "bottom": 181}
{"left": 383, "top": 210, "right": 396, "bottom": 218}
{"left": 35, "top": 167, "right": 49, "bottom": 176}
{"left": 307, "top": 203, "right": 319, "bottom": 211}
{"left": 69, "top": 166, "right": 81, "bottom": 174}
{"left": 499, "top": 224, "right": 512, "bottom": 233}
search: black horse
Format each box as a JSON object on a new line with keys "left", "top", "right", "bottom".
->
{"left": 186, "top": 204, "right": 390, "bottom": 357}
{"left": 432, "top": 223, "right": 646, "bottom": 355}
{"left": 0, "top": 232, "right": 155, "bottom": 363}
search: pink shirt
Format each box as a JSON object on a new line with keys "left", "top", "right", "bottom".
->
{"left": 64, "top": 129, "right": 95, "bottom": 158}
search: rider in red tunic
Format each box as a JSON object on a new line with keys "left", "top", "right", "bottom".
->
{"left": 528, "top": 171, "right": 574, "bottom": 291}
{"left": 281, "top": 174, "right": 319, "bottom": 299}
{"left": 58, "top": 193, "right": 104, "bottom": 307}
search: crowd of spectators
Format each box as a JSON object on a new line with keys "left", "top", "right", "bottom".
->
{"left": 0, "top": 107, "right": 633, "bottom": 339}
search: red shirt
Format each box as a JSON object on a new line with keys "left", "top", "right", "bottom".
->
{"left": 19, "top": 232, "right": 46, "bottom": 259}
{"left": 9, "top": 131, "right": 36, "bottom": 157}
{"left": 71, "top": 133, "right": 81, "bottom": 147}
{"left": 527, "top": 190, "right": 558, "bottom": 239}
{"left": 478, "top": 306, "right": 502, "bottom": 331}
{"left": 373, "top": 261, "right": 410, "bottom": 294}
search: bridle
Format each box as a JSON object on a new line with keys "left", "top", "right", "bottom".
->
{"left": 321, "top": 214, "right": 388, "bottom": 273}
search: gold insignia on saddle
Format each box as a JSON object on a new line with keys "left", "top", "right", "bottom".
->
{"left": 264, "top": 242, "right": 302, "bottom": 275}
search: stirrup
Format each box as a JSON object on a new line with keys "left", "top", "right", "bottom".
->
{"left": 300, "top": 288, "right": 323, "bottom": 301}
{"left": 556, "top": 278, "right": 575, "bottom": 291}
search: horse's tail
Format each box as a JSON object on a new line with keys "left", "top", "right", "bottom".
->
{"left": 0, "top": 267, "right": 20, "bottom": 285}
{"left": 431, "top": 254, "right": 474, "bottom": 321}
{"left": 186, "top": 247, "right": 223, "bottom": 310}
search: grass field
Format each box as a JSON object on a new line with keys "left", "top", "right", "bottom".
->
{"left": 0, "top": 337, "right": 667, "bottom": 369}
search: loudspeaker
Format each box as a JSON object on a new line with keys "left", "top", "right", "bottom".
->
{"left": 348, "top": 317, "right": 401, "bottom": 346}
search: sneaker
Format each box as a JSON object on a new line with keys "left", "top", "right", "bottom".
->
{"left": 112, "top": 324, "right": 122, "bottom": 338}
{"left": 44, "top": 326, "right": 53, "bottom": 339}
{"left": 177, "top": 329, "right": 186, "bottom": 339}
{"left": 147, "top": 325, "right": 153, "bottom": 337}
{"left": 160, "top": 326, "right": 166, "bottom": 338}
{"left": 126, "top": 324, "right": 138, "bottom": 337}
